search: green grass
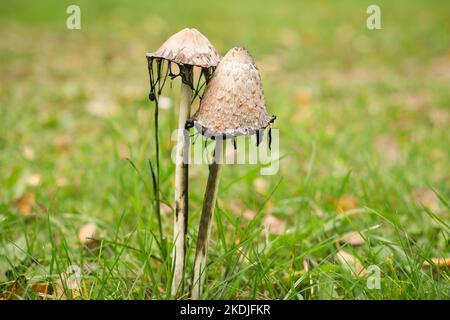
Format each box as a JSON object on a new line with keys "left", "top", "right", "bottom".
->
{"left": 0, "top": 0, "right": 449, "bottom": 299}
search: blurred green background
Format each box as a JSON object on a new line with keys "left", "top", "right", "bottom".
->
{"left": 0, "top": 0, "right": 449, "bottom": 299}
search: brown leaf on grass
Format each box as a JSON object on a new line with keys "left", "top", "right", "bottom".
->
{"left": 31, "top": 282, "right": 54, "bottom": 299}
{"left": 221, "top": 199, "right": 260, "bottom": 221}
{"left": 413, "top": 188, "right": 440, "bottom": 212}
{"left": 265, "top": 201, "right": 274, "bottom": 216}
{"left": 423, "top": 257, "right": 450, "bottom": 268}
{"left": 336, "top": 195, "right": 358, "bottom": 212}
{"left": 56, "top": 176, "right": 69, "bottom": 187}
{"left": 402, "top": 91, "right": 429, "bottom": 110}
{"left": 117, "top": 143, "right": 130, "bottom": 159}
{"left": 375, "top": 136, "right": 401, "bottom": 162}
{"left": 1, "top": 276, "right": 26, "bottom": 300}
{"left": 429, "top": 108, "right": 449, "bottom": 127}
{"left": 27, "top": 174, "right": 42, "bottom": 187}
{"left": 13, "top": 192, "right": 35, "bottom": 217}
{"left": 86, "top": 97, "right": 118, "bottom": 118}
{"left": 223, "top": 201, "right": 259, "bottom": 221}
{"left": 243, "top": 209, "right": 256, "bottom": 220}
{"left": 261, "top": 215, "right": 286, "bottom": 235}
{"left": 336, "top": 250, "right": 367, "bottom": 276}
{"left": 340, "top": 231, "right": 365, "bottom": 246}
{"left": 22, "top": 146, "right": 35, "bottom": 160}
{"left": 293, "top": 88, "right": 311, "bottom": 106}
{"left": 254, "top": 178, "right": 268, "bottom": 194}
{"left": 78, "top": 223, "right": 101, "bottom": 249}
{"left": 53, "top": 134, "right": 72, "bottom": 154}
{"left": 221, "top": 200, "right": 244, "bottom": 215}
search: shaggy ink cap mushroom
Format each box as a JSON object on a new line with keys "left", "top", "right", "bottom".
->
{"left": 146, "top": 28, "right": 220, "bottom": 99}
{"left": 147, "top": 28, "right": 220, "bottom": 68}
{"left": 145, "top": 28, "right": 220, "bottom": 298}
{"left": 188, "top": 47, "right": 276, "bottom": 141}
{"left": 189, "top": 49, "right": 276, "bottom": 299}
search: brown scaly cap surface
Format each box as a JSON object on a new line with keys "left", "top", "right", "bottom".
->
{"left": 146, "top": 28, "right": 220, "bottom": 68}
{"left": 191, "top": 47, "right": 275, "bottom": 138}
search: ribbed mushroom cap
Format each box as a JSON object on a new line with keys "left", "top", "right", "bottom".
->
{"left": 190, "top": 47, "right": 275, "bottom": 138}
{"left": 146, "top": 28, "right": 220, "bottom": 68}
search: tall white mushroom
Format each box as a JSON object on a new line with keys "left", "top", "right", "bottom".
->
{"left": 146, "top": 28, "right": 220, "bottom": 297}
{"left": 188, "top": 47, "right": 276, "bottom": 299}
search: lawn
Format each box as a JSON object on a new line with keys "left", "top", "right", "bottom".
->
{"left": 0, "top": 0, "right": 449, "bottom": 299}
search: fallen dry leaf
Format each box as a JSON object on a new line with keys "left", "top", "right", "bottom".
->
{"left": 423, "top": 257, "right": 450, "bottom": 268}
{"left": 336, "top": 195, "right": 358, "bottom": 212}
{"left": 293, "top": 88, "right": 311, "bottom": 106}
{"left": 336, "top": 250, "right": 367, "bottom": 276}
{"left": 254, "top": 178, "right": 268, "bottom": 194}
{"left": 117, "top": 143, "right": 130, "bottom": 159}
{"left": 221, "top": 200, "right": 244, "bottom": 215}
{"left": 1, "top": 276, "right": 26, "bottom": 300}
{"left": 27, "top": 174, "right": 41, "bottom": 187}
{"left": 428, "top": 108, "right": 449, "bottom": 127}
{"left": 375, "top": 136, "right": 401, "bottom": 162}
{"left": 2, "top": 285, "right": 23, "bottom": 300}
{"left": 401, "top": 91, "right": 429, "bottom": 110}
{"left": 53, "top": 134, "right": 72, "bottom": 154}
{"left": 340, "top": 231, "right": 365, "bottom": 246}
{"left": 86, "top": 97, "right": 118, "bottom": 117}
{"left": 22, "top": 146, "right": 35, "bottom": 160}
{"left": 31, "top": 282, "right": 54, "bottom": 299}
{"left": 78, "top": 223, "right": 101, "bottom": 249}
{"left": 266, "top": 201, "right": 274, "bottom": 215}
{"left": 413, "top": 188, "right": 440, "bottom": 212}
{"left": 56, "top": 176, "right": 69, "bottom": 187}
{"left": 261, "top": 215, "right": 286, "bottom": 235}
{"left": 13, "top": 192, "right": 35, "bottom": 217}
{"left": 243, "top": 209, "right": 256, "bottom": 220}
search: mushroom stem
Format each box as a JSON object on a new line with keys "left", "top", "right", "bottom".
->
{"left": 172, "top": 65, "right": 193, "bottom": 297}
{"left": 191, "top": 139, "right": 224, "bottom": 299}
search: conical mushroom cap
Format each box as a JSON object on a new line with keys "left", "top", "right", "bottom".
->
{"left": 146, "top": 28, "right": 220, "bottom": 68}
{"left": 191, "top": 47, "right": 274, "bottom": 138}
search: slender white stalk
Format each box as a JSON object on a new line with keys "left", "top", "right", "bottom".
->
{"left": 191, "top": 139, "right": 223, "bottom": 299}
{"left": 172, "top": 66, "right": 193, "bottom": 297}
